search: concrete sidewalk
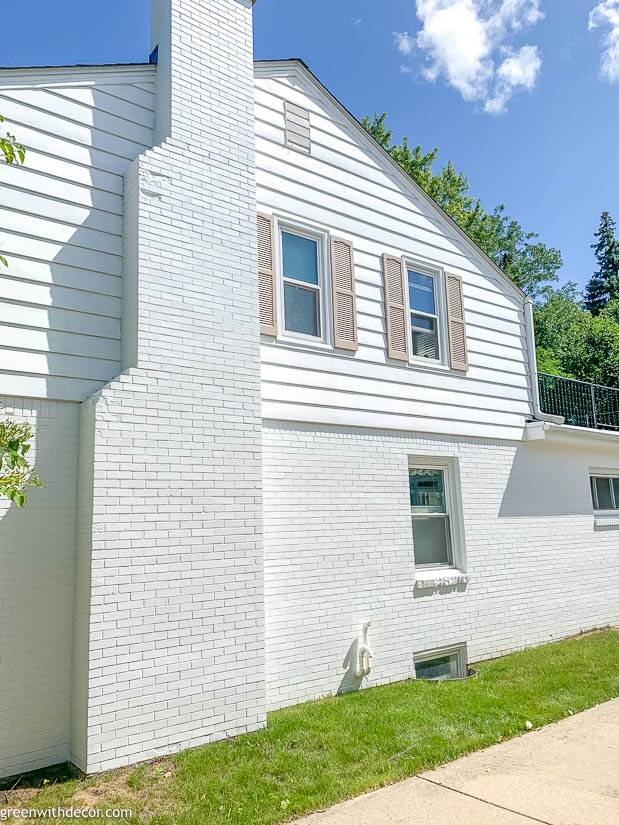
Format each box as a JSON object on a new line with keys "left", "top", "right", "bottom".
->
{"left": 294, "top": 698, "right": 619, "bottom": 825}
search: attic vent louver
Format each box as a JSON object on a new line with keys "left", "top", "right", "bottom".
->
{"left": 285, "top": 100, "right": 311, "bottom": 154}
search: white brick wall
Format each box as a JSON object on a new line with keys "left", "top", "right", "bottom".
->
{"left": 0, "top": 397, "right": 78, "bottom": 777}
{"left": 263, "top": 421, "right": 619, "bottom": 710}
{"left": 71, "top": 0, "right": 265, "bottom": 773}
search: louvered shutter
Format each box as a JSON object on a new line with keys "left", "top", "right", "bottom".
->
{"left": 257, "top": 213, "right": 277, "bottom": 336}
{"left": 382, "top": 254, "right": 409, "bottom": 361}
{"left": 445, "top": 272, "right": 468, "bottom": 371}
{"left": 330, "top": 237, "right": 358, "bottom": 351}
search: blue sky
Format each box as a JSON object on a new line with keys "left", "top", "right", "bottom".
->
{"left": 2, "top": 0, "right": 618, "bottom": 290}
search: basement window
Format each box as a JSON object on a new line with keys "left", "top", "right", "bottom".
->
{"left": 414, "top": 644, "right": 467, "bottom": 681}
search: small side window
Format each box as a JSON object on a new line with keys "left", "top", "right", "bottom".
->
{"left": 590, "top": 474, "right": 619, "bottom": 512}
{"left": 414, "top": 644, "right": 468, "bottom": 681}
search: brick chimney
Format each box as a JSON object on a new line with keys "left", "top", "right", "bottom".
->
{"left": 72, "top": 0, "right": 265, "bottom": 773}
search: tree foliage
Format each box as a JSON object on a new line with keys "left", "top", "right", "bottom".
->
{"left": 362, "top": 113, "right": 619, "bottom": 389}
{"left": 362, "top": 113, "right": 563, "bottom": 299}
{"left": 0, "top": 115, "right": 41, "bottom": 507}
{"left": 0, "top": 419, "right": 43, "bottom": 508}
{"left": 0, "top": 114, "right": 25, "bottom": 268}
{"left": 584, "top": 211, "right": 619, "bottom": 315}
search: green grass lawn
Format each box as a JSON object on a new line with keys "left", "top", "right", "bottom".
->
{"left": 3, "top": 630, "right": 619, "bottom": 825}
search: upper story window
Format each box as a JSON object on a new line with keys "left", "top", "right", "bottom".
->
{"left": 280, "top": 228, "right": 325, "bottom": 342}
{"left": 590, "top": 474, "right": 619, "bottom": 512}
{"left": 408, "top": 269, "right": 442, "bottom": 362}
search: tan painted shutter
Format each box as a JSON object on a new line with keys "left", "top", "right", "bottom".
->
{"left": 330, "top": 237, "right": 358, "bottom": 351}
{"left": 382, "top": 254, "right": 409, "bottom": 361}
{"left": 445, "top": 272, "right": 468, "bottom": 371}
{"left": 257, "top": 212, "right": 277, "bottom": 336}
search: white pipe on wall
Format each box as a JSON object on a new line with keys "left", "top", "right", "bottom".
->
{"left": 524, "top": 297, "right": 565, "bottom": 425}
{"left": 356, "top": 620, "right": 373, "bottom": 678}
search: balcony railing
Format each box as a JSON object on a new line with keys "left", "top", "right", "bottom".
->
{"left": 538, "top": 373, "right": 619, "bottom": 431}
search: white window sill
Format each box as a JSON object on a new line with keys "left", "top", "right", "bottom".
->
{"left": 267, "top": 336, "right": 334, "bottom": 353}
{"left": 414, "top": 568, "right": 469, "bottom": 590}
{"left": 593, "top": 514, "right": 619, "bottom": 531}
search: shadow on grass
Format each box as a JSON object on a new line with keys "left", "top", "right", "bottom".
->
{"left": 0, "top": 762, "right": 80, "bottom": 794}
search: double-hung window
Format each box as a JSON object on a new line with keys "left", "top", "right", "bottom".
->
{"left": 280, "top": 228, "right": 324, "bottom": 341}
{"left": 590, "top": 473, "right": 619, "bottom": 512}
{"left": 409, "top": 466, "right": 453, "bottom": 568}
{"left": 408, "top": 268, "right": 441, "bottom": 362}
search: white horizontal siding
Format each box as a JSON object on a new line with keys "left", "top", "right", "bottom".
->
{"left": 0, "top": 66, "right": 155, "bottom": 401}
{"left": 256, "top": 68, "right": 532, "bottom": 440}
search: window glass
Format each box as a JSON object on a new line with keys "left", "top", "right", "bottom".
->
{"left": 409, "top": 271, "right": 436, "bottom": 315}
{"left": 612, "top": 478, "right": 619, "bottom": 507}
{"left": 284, "top": 283, "right": 320, "bottom": 337}
{"left": 410, "top": 469, "right": 446, "bottom": 512}
{"left": 595, "top": 476, "right": 614, "bottom": 510}
{"left": 415, "top": 655, "right": 458, "bottom": 681}
{"left": 412, "top": 517, "right": 451, "bottom": 566}
{"left": 412, "top": 315, "right": 439, "bottom": 359}
{"left": 282, "top": 231, "right": 318, "bottom": 285}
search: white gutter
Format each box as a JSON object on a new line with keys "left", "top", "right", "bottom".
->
{"left": 524, "top": 297, "right": 565, "bottom": 425}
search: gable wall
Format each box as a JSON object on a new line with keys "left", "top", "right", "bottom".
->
{"left": 0, "top": 66, "right": 155, "bottom": 402}
{"left": 255, "top": 68, "right": 533, "bottom": 442}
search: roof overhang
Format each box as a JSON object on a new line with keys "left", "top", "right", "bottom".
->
{"left": 525, "top": 420, "right": 619, "bottom": 450}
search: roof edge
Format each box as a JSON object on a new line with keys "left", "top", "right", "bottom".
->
{"left": 0, "top": 63, "right": 155, "bottom": 89}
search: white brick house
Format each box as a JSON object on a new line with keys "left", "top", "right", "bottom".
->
{"left": 0, "top": 0, "right": 617, "bottom": 778}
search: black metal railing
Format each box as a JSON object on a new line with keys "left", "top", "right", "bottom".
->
{"left": 538, "top": 373, "right": 619, "bottom": 431}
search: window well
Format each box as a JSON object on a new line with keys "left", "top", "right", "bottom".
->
{"left": 414, "top": 644, "right": 467, "bottom": 681}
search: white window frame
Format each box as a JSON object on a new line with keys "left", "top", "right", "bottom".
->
{"left": 414, "top": 643, "right": 468, "bottom": 681}
{"left": 408, "top": 456, "right": 467, "bottom": 572}
{"left": 404, "top": 260, "right": 449, "bottom": 369}
{"left": 274, "top": 217, "right": 332, "bottom": 348}
{"left": 589, "top": 469, "right": 619, "bottom": 515}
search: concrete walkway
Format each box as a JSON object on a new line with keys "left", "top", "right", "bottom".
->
{"left": 294, "top": 699, "right": 619, "bottom": 825}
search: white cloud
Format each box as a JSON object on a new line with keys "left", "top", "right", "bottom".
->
{"left": 485, "top": 45, "right": 542, "bottom": 113}
{"left": 351, "top": 17, "right": 363, "bottom": 27}
{"left": 589, "top": 1, "right": 619, "bottom": 82}
{"left": 394, "top": 31, "right": 416, "bottom": 55}
{"left": 400, "top": 1, "right": 544, "bottom": 114}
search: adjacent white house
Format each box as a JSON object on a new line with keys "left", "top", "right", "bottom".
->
{"left": 0, "top": 0, "right": 617, "bottom": 779}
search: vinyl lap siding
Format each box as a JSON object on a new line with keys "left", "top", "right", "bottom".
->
{"left": 255, "top": 70, "right": 532, "bottom": 441}
{"left": 0, "top": 67, "right": 155, "bottom": 401}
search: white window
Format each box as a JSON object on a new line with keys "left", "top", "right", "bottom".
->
{"left": 409, "top": 459, "right": 465, "bottom": 570}
{"left": 414, "top": 644, "right": 468, "bottom": 681}
{"left": 407, "top": 266, "right": 446, "bottom": 365}
{"left": 590, "top": 473, "right": 619, "bottom": 512}
{"left": 277, "top": 223, "right": 329, "bottom": 344}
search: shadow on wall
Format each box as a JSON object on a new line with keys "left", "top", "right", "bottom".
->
{"left": 0, "top": 75, "right": 155, "bottom": 401}
{"left": 337, "top": 639, "right": 364, "bottom": 695}
{"left": 499, "top": 442, "right": 594, "bottom": 518}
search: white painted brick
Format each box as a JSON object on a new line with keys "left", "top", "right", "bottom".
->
{"left": 263, "top": 421, "right": 619, "bottom": 710}
{"left": 70, "top": 0, "right": 265, "bottom": 774}
{"left": 0, "top": 397, "right": 79, "bottom": 777}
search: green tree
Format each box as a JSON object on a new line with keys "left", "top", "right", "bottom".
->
{"left": 362, "top": 113, "right": 562, "bottom": 299}
{"left": 584, "top": 211, "right": 619, "bottom": 315}
{"left": 0, "top": 420, "right": 43, "bottom": 508}
{"left": 0, "top": 115, "right": 42, "bottom": 506}
{"left": 0, "top": 114, "right": 25, "bottom": 268}
{"left": 533, "top": 284, "right": 584, "bottom": 378}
